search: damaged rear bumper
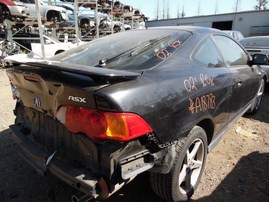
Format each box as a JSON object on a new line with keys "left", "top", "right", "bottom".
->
{"left": 9, "top": 124, "right": 99, "bottom": 198}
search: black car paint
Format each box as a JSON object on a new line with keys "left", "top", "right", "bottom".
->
{"left": 6, "top": 26, "right": 265, "bottom": 199}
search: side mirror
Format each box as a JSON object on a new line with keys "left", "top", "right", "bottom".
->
{"left": 252, "top": 54, "right": 268, "bottom": 65}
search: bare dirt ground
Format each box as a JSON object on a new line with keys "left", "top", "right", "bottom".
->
{"left": 0, "top": 68, "right": 268, "bottom": 202}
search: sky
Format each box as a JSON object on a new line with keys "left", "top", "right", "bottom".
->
{"left": 120, "top": 0, "right": 260, "bottom": 20}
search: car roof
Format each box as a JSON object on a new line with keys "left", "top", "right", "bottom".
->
{"left": 241, "top": 36, "right": 269, "bottom": 40}
{"left": 148, "top": 26, "right": 221, "bottom": 33}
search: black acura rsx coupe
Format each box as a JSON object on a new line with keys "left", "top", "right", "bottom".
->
{"left": 6, "top": 26, "right": 267, "bottom": 202}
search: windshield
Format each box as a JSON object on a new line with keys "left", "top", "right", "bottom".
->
{"left": 240, "top": 37, "right": 269, "bottom": 48}
{"left": 51, "top": 29, "right": 192, "bottom": 70}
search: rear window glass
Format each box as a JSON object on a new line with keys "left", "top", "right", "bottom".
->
{"left": 51, "top": 29, "right": 192, "bottom": 70}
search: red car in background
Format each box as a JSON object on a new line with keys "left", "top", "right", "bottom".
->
{"left": 0, "top": 0, "right": 29, "bottom": 22}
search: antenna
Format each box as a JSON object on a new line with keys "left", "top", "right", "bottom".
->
{"left": 234, "top": 0, "right": 241, "bottom": 12}
{"left": 163, "top": 0, "right": 165, "bottom": 19}
{"left": 182, "top": 4, "right": 185, "bottom": 17}
{"left": 167, "top": 0, "right": 170, "bottom": 19}
{"left": 156, "top": 0, "right": 159, "bottom": 19}
{"left": 197, "top": 0, "right": 201, "bottom": 16}
{"left": 177, "top": 0, "right": 180, "bottom": 18}
{"left": 215, "top": 0, "right": 219, "bottom": 14}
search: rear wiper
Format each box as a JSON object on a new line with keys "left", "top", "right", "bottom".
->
{"left": 97, "top": 48, "right": 135, "bottom": 67}
{"left": 96, "top": 35, "right": 171, "bottom": 67}
{"left": 130, "top": 35, "right": 171, "bottom": 56}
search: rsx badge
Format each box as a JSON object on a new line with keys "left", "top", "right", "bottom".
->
{"left": 68, "top": 96, "right": 86, "bottom": 103}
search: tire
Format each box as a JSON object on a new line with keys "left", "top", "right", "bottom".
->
{"left": 80, "top": 19, "right": 89, "bottom": 28}
{"left": 0, "top": 4, "right": 11, "bottom": 22}
{"left": 150, "top": 126, "right": 207, "bottom": 202}
{"left": 247, "top": 79, "right": 265, "bottom": 115}
{"left": 47, "top": 11, "right": 61, "bottom": 22}
{"left": 113, "top": 25, "right": 121, "bottom": 33}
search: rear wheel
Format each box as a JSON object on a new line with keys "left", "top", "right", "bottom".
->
{"left": 80, "top": 19, "right": 89, "bottom": 28}
{"left": 47, "top": 11, "right": 61, "bottom": 22}
{"left": 113, "top": 25, "right": 121, "bottom": 32}
{"left": 0, "top": 4, "right": 11, "bottom": 22}
{"left": 150, "top": 126, "right": 207, "bottom": 201}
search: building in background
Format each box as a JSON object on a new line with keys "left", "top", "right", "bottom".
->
{"left": 146, "top": 10, "right": 269, "bottom": 37}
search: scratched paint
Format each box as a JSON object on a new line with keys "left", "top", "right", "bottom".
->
{"left": 184, "top": 74, "right": 216, "bottom": 113}
{"left": 154, "top": 40, "right": 182, "bottom": 60}
{"left": 189, "top": 93, "right": 216, "bottom": 113}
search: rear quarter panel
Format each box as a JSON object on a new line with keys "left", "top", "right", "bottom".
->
{"left": 95, "top": 59, "right": 233, "bottom": 144}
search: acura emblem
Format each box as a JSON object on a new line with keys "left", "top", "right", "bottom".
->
{"left": 34, "top": 96, "right": 41, "bottom": 108}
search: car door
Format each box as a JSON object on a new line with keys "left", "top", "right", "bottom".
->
{"left": 192, "top": 35, "right": 231, "bottom": 136}
{"left": 19, "top": 0, "right": 36, "bottom": 18}
{"left": 31, "top": 36, "right": 58, "bottom": 58}
{"left": 213, "top": 35, "right": 260, "bottom": 122}
{"left": 20, "top": 0, "right": 46, "bottom": 20}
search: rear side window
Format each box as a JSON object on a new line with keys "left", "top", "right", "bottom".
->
{"left": 213, "top": 35, "right": 248, "bottom": 66}
{"left": 193, "top": 36, "right": 224, "bottom": 68}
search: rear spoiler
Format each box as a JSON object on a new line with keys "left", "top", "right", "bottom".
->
{"left": 19, "top": 61, "right": 142, "bottom": 79}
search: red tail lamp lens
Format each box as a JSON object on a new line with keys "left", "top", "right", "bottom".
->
{"left": 65, "top": 106, "right": 107, "bottom": 137}
{"left": 81, "top": 110, "right": 107, "bottom": 137}
{"left": 60, "top": 106, "right": 152, "bottom": 141}
{"left": 65, "top": 106, "right": 82, "bottom": 133}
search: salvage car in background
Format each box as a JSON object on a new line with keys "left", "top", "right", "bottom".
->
{"left": 8, "top": 33, "right": 79, "bottom": 58}
{"left": 240, "top": 36, "right": 269, "bottom": 84}
{"left": 30, "top": 34, "right": 79, "bottom": 58}
{"left": 222, "top": 30, "right": 244, "bottom": 41}
{"left": 19, "top": 0, "right": 68, "bottom": 22}
{"left": 6, "top": 26, "right": 267, "bottom": 202}
{"left": 0, "top": 32, "right": 78, "bottom": 59}
{"left": 0, "top": 0, "right": 30, "bottom": 22}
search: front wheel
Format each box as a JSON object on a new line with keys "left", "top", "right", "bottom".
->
{"left": 47, "top": 11, "right": 61, "bottom": 22}
{"left": 150, "top": 126, "right": 207, "bottom": 202}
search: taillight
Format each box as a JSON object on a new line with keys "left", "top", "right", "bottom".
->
{"left": 56, "top": 106, "right": 153, "bottom": 141}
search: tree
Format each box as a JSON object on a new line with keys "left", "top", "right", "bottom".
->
{"left": 255, "top": 0, "right": 268, "bottom": 10}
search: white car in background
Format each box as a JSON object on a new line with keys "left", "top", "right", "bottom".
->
{"left": 222, "top": 30, "right": 244, "bottom": 41}
{"left": 19, "top": 0, "right": 68, "bottom": 22}
{"left": 3, "top": 35, "right": 82, "bottom": 65}
{"left": 13, "top": 34, "right": 80, "bottom": 58}
{"left": 30, "top": 35, "right": 80, "bottom": 58}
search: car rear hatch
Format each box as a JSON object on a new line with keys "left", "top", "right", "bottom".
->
{"left": 6, "top": 61, "right": 141, "bottom": 197}
{"left": 7, "top": 61, "right": 141, "bottom": 116}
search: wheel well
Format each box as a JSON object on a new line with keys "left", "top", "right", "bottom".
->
{"left": 80, "top": 18, "right": 89, "bottom": 23}
{"left": 0, "top": 3, "right": 8, "bottom": 8}
{"left": 263, "top": 75, "right": 267, "bottom": 83}
{"left": 46, "top": 10, "right": 60, "bottom": 21}
{"left": 55, "top": 50, "right": 65, "bottom": 55}
{"left": 80, "top": 18, "right": 90, "bottom": 28}
{"left": 197, "top": 119, "right": 214, "bottom": 145}
{"left": 0, "top": 3, "right": 10, "bottom": 14}
{"left": 0, "top": 3, "right": 11, "bottom": 23}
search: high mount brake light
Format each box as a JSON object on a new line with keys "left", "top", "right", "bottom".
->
{"left": 56, "top": 106, "right": 153, "bottom": 141}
